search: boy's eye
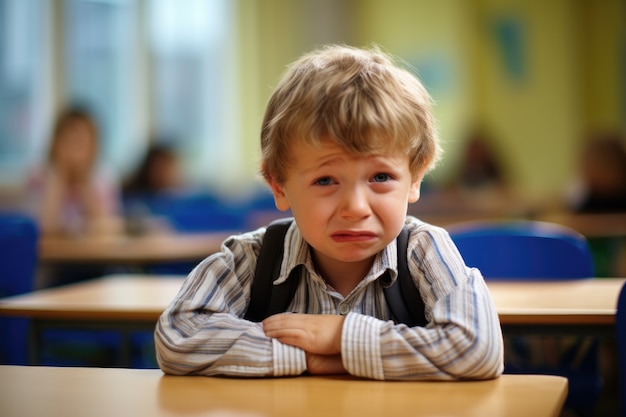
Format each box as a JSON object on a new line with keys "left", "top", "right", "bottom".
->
{"left": 371, "top": 173, "right": 391, "bottom": 183}
{"left": 314, "top": 176, "right": 335, "bottom": 186}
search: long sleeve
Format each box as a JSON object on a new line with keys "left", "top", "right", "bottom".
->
{"left": 341, "top": 221, "right": 504, "bottom": 380}
{"left": 154, "top": 230, "right": 307, "bottom": 376}
{"left": 155, "top": 218, "right": 504, "bottom": 380}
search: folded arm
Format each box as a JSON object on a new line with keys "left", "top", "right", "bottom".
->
{"left": 261, "top": 269, "right": 503, "bottom": 381}
{"left": 155, "top": 233, "right": 307, "bottom": 377}
{"left": 262, "top": 225, "right": 504, "bottom": 381}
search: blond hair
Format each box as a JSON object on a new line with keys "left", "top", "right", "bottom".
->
{"left": 260, "top": 44, "right": 441, "bottom": 184}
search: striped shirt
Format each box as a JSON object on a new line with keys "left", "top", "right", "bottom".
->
{"left": 155, "top": 216, "right": 504, "bottom": 380}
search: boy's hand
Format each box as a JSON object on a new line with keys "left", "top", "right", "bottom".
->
{"left": 306, "top": 353, "right": 346, "bottom": 375}
{"left": 262, "top": 313, "right": 344, "bottom": 355}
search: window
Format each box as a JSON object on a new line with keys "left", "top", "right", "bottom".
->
{"left": 147, "top": 0, "right": 240, "bottom": 188}
{"left": 0, "top": 0, "right": 238, "bottom": 197}
{"left": 63, "top": 0, "right": 142, "bottom": 176}
{"left": 0, "top": 0, "right": 49, "bottom": 186}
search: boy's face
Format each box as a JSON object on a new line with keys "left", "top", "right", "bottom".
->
{"left": 269, "top": 137, "right": 423, "bottom": 273}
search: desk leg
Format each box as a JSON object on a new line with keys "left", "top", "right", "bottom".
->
{"left": 28, "top": 320, "right": 41, "bottom": 365}
{"left": 120, "top": 329, "right": 132, "bottom": 368}
{"left": 24, "top": 320, "right": 154, "bottom": 368}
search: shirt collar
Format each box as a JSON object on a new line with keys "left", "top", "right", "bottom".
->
{"left": 273, "top": 222, "right": 399, "bottom": 288}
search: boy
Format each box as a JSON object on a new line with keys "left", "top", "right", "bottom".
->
{"left": 155, "top": 44, "right": 504, "bottom": 380}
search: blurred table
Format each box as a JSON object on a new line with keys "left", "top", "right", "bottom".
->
{"left": 0, "top": 275, "right": 184, "bottom": 321}
{"left": 39, "top": 232, "right": 230, "bottom": 265}
{"left": 2, "top": 275, "right": 623, "bottom": 325}
{"left": 419, "top": 211, "right": 626, "bottom": 239}
{"left": 535, "top": 212, "right": 626, "bottom": 238}
{"left": 0, "top": 275, "right": 184, "bottom": 365}
{"left": 37, "top": 213, "right": 625, "bottom": 265}
{"left": 0, "top": 365, "right": 568, "bottom": 417}
{"left": 487, "top": 277, "right": 625, "bottom": 333}
{"left": 0, "top": 275, "right": 623, "bottom": 364}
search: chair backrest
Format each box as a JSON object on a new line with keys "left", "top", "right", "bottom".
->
{"left": 447, "top": 220, "right": 594, "bottom": 279}
{"left": 0, "top": 212, "right": 38, "bottom": 364}
{"left": 617, "top": 281, "right": 626, "bottom": 417}
{"left": 125, "top": 191, "right": 247, "bottom": 233}
{"left": 0, "top": 213, "right": 38, "bottom": 296}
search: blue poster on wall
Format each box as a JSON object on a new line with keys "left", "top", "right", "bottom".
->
{"left": 492, "top": 17, "right": 526, "bottom": 82}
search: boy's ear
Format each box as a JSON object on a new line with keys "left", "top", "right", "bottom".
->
{"left": 268, "top": 178, "right": 291, "bottom": 211}
{"left": 408, "top": 180, "right": 421, "bottom": 203}
{"left": 408, "top": 169, "right": 428, "bottom": 203}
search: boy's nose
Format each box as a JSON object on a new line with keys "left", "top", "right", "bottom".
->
{"left": 339, "top": 185, "right": 372, "bottom": 219}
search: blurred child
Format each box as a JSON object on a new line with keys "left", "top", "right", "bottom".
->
{"left": 567, "top": 132, "right": 626, "bottom": 213}
{"left": 26, "top": 106, "right": 122, "bottom": 237}
{"left": 123, "top": 143, "right": 183, "bottom": 196}
{"left": 452, "top": 127, "right": 508, "bottom": 192}
{"left": 121, "top": 143, "right": 185, "bottom": 236}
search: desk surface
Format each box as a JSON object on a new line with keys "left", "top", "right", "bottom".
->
{"left": 419, "top": 211, "right": 626, "bottom": 239}
{"left": 487, "top": 278, "right": 625, "bottom": 325}
{"left": 0, "top": 275, "right": 623, "bottom": 327}
{"left": 0, "top": 366, "right": 567, "bottom": 417}
{"left": 39, "top": 232, "right": 229, "bottom": 264}
{"left": 534, "top": 212, "right": 626, "bottom": 238}
{"left": 0, "top": 275, "right": 183, "bottom": 320}
{"left": 37, "top": 212, "right": 625, "bottom": 266}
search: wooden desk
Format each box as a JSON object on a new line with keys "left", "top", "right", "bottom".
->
{"left": 535, "top": 212, "right": 626, "bottom": 238}
{"left": 0, "top": 275, "right": 185, "bottom": 366}
{"left": 37, "top": 214, "right": 625, "bottom": 266}
{"left": 0, "top": 366, "right": 567, "bottom": 417}
{"left": 39, "top": 232, "right": 229, "bottom": 265}
{"left": 0, "top": 275, "right": 623, "bottom": 365}
{"left": 416, "top": 211, "right": 626, "bottom": 239}
{"left": 1, "top": 275, "right": 622, "bottom": 326}
{"left": 0, "top": 275, "right": 184, "bottom": 321}
{"left": 487, "top": 277, "right": 626, "bottom": 328}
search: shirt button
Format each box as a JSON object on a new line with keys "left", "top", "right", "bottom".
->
{"left": 339, "top": 304, "right": 350, "bottom": 315}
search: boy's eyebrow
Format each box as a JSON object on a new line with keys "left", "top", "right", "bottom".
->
{"left": 302, "top": 156, "right": 345, "bottom": 174}
{"left": 305, "top": 153, "right": 404, "bottom": 173}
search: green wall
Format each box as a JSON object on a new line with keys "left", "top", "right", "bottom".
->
{"left": 235, "top": 0, "right": 626, "bottom": 202}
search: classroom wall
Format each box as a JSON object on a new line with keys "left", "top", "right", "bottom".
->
{"left": 234, "top": 0, "right": 626, "bottom": 203}
{"left": 580, "top": 0, "right": 626, "bottom": 133}
{"left": 2, "top": 1, "right": 622, "bottom": 211}
{"left": 471, "top": 0, "right": 582, "bottom": 198}
{"left": 473, "top": 0, "right": 625, "bottom": 199}
{"left": 234, "top": 0, "right": 359, "bottom": 188}
{"left": 350, "top": 0, "right": 476, "bottom": 185}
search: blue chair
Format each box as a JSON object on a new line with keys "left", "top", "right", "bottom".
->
{"left": 448, "top": 220, "right": 594, "bottom": 279}
{"left": 128, "top": 191, "right": 246, "bottom": 233}
{"left": 0, "top": 213, "right": 156, "bottom": 367}
{"left": 242, "top": 189, "right": 288, "bottom": 230}
{"left": 127, "top": 191, "right": 246, "bottom": 276}
{"left": 617, "top": 281, "right": 626, "bottom": 417}
{"left": 0, "top": 212, "right": 126, "bottom": 366}
{"left": 448, "top": 220, "right": 601, "bottom": 416}
{"left": 0, "top": 213, "right": 38, "bottom": 365}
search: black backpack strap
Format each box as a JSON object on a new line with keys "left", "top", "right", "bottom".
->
{"left": 383, "top": 226, "right": 427, "bottom": 327}
{"left": 244, "top": 217, "right": 300, "bottom": 322}
{"left": 245, "top": 218, "right": 426, "bottom": 327}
